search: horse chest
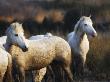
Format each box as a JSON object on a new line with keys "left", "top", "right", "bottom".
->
{"left": 69, "top": 36, "right": 89, "bottom": 56}
{"left": 80, "top": 40, "right": 89, "bottom": 54}
{"left": 79, "top": 38, "right": 89, "bottom": 55}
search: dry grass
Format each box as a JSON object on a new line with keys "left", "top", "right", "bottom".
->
{"left": 86, "top": 32, "right": 110, "bottom": 80}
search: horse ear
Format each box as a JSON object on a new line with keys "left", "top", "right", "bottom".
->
{"left": 20, "top": 23, "right": 22, "bottom": 26}
{"left": 89, "top": 14, "right": 91, "bottom": 18}
{"left": 18, "top": 22, "right": 23, "bottom": 26}
{"left": 19, "top": 22, "right": 22, "bottom": 25}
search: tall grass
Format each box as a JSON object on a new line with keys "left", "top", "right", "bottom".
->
{"left": 86, "top": 32, "right": 110, "bottom": 80}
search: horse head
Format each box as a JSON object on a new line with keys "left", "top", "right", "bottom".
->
{"left": 75, "top": 16, "right": 97, "bottom": 37}
{"left": 6, "top": 22, "right": 28, "bottom": 52}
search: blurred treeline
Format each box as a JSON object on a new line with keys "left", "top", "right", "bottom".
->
{"left": 0, "top": 0, "right": 110, "bottom": 36}
{"left": 0, "top": 0, "right": 110, "bottom": 81}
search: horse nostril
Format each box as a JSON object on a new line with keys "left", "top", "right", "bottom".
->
{"left": 25, "top": 47, "right": 28, "bottom": 51}
{"left": 92, "top": 33, "right": 97, "bottom": 37}
{"left": 22, "top": 46, "right": 28, "bottom": 52}
{"left": 24, "top": 46, "right": 27, "bottom": 49}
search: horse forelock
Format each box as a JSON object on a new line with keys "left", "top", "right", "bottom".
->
{"left": 10, "top": 22, "right": 24, "bottom": 34}
{"left": 81, "top": 16, "right": 92, "bottom": 23}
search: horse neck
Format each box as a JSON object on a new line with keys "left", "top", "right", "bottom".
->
{"left": 74, "top": 28, "right": 88, "bottom": 43}
{"left": 4, "top": 36, "right": 12, "bottom": 51}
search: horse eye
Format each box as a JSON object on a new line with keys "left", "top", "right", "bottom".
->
{"left": 15, "top": 34, "right": 18, "bottom": 36}
{"left": 84, "top": 24, "right": 87, "bottom": 26}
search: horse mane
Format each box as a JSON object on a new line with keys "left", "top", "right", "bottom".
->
{"left": 5, "top": 26, "right": 12, "bottom": 35}
{"left": 74, "top": 16, "right": 91, "bottom": 32}
{"left": 74, "top": 17, "right": 83, "bottom": 32}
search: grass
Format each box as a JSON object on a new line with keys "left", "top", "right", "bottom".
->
{"left": 86, "top": 32, "right": 110, "bottom": 81}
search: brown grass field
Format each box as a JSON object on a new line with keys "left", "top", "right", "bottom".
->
{"left": 86, "top": 32, "right": 110, "bottom": 81}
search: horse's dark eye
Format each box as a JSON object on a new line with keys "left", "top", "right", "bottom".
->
{"left": 15, "top": 34, "right": 18, "bottom": 36}
{"left": 84, "top": 24, "right": 87, "bottom": 26}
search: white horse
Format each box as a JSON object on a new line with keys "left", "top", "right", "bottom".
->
{"left": 6, "top": 22, "right": 73, "bottom": 82}
{"left": 67, "top": 16, "right": 97, "bottom": 76}
{"left": 4, "top": 22, "right": 47, "bottom": 82}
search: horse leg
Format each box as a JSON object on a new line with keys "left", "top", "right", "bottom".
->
{"left": 83, "top": 55, "right": 89, "bottom": 75}
{"left": 0, "top": 73, "right": 4, "bottom": 82}
{"left": 80, "top": 55, "right": 87, "bottom": 76}
{"left": 61, "top": 55, "right": 73, "bottom": 82}
{"left": 18, "top": 67, "right": 25, "bottom": 82}
{"left": 62, "top": 64, "right": 73, "bottom": 82}
{"left": 26, "top": 71, "right": 34, "bottom": 82}
{"left": 74, "top": 55, "right": 85, "bottom": 77}
{"left": 49, "top": 63, "right": 65, "bottom": 82}
{"left": 74, "top": 55, "right": 80, "bottom": 76}
{"left": 3, "top": 65, "right": 13, "bottom": 82}
{"left": 34, "top": 67, "right": 47, "bottom": 82}
{"left": 47, "top": 65, "right": 55, "bottom": 82}
{"left": 44, "top": 65, "right": 55, "bottom": 82}
{"left": 12, "top": 64, "right": 20, "bottom": 82}
{"left": 3, "top": 54, "right": 13, "bottom": 82}
{"left": 58, "top": 52, "right": 73, "bottom": 82}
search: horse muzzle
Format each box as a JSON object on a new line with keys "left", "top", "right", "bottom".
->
{"left": 92, "top": 33, "right": 97, "bottom": 37}
{"left": 21, "top": 46, "right": 28, "bottom": 52}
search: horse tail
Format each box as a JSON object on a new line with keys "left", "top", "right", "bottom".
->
{"left": 3, "top": 54, "right": 13, "bottom": 82}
